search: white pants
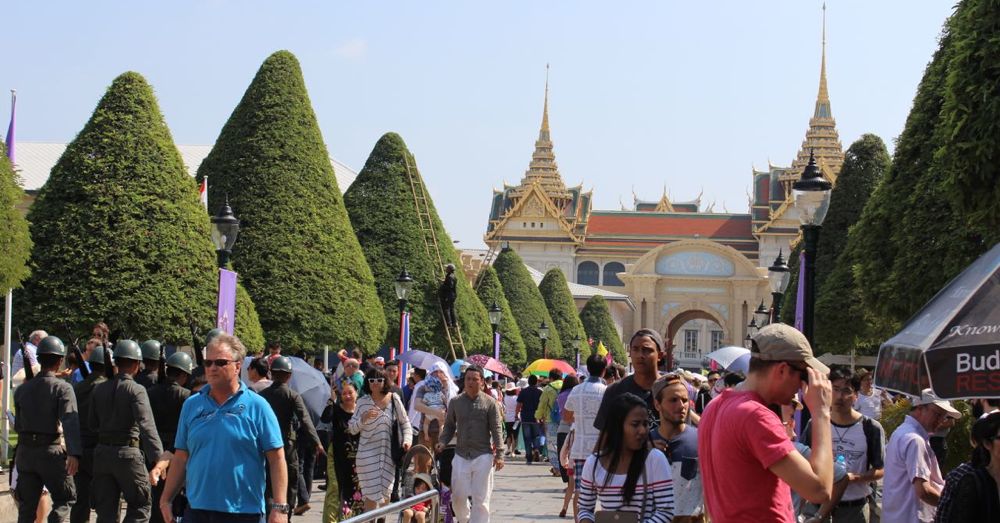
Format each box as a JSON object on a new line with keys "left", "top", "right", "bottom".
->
{"left": 450, "top": 453, "right": 495, "bottom": 523}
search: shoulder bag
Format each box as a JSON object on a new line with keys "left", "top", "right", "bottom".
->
{"left": 593, "top": 452, "right": 649, "bottom": 523}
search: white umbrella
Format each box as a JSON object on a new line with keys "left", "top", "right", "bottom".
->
{"left": 397, "top": 349, "right": 448, "bottom": 371}
{"left": 706, "top": 346, "right": 751, "bottom": 374}
{"left": 287, "top": 357, "right": 330, "bottom": 421}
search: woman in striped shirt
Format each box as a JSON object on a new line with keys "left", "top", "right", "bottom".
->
{"left": 578, "top": 393, "right": 674, "bottom": 523}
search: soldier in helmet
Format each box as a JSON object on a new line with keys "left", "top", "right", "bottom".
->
{"left": 147, "top": 351, "right": 193, "bottom": 523}
{"left": 136, "top": 340, "right": 162, "bottom": 389}
{"left": 260, "top": 356, "right": 323, "bottom": 518}
{"left": 89, "top": 339, "right": 169, "bottom": 523}
{"left": 13, "top": 335, "right": 83, "bottom": 523}
{"left": 69, "top": 345, "right": 109, "bottom": 523}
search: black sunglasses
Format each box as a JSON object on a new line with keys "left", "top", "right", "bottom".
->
{"left": 204, "top": 359, "right": 236, "bottom": 368}
{"left": 787, "top": 363, "right": 810, "bottom": 382}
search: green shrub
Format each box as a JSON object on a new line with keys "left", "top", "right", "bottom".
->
{"left": 579, "top": 295, "right": 626, "bottom": 364}
{"left": 539, "top": 268, "right": 588, "bottom": 361}
{"left": 475, "top": 266, "right": 527, "bottom": 368}
{"left": 492, "top": 249, "right": 562, "bottom": 362}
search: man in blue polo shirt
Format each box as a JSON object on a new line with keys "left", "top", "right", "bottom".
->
{"left": 159, "top": 334, "right": 288, "bottom": 523}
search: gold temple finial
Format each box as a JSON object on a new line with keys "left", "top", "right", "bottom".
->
{"left": 541, "top": 64, "right": 550, "bottom": 134}
{"left": 816, "top": 3, "right": 830, "bottom": 109}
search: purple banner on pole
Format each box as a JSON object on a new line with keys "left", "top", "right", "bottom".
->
{"left": 217, "top": 269, "right": 238, "bottom": 335}
{"left": 794, "top": 250, "right": 806, "bottom": 332}
{"left": 493, "top": 331, "right": 501, "bottom": 361}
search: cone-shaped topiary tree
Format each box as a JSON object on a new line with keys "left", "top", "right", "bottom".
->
{"left": 475, "top": 266, "right": 527, "bottom": 368}
{"left": 235, "top": 283, "right": 265, "bottom": 352}
{"left": 196, "top": 50, "right": 386, "bottom": 352}
{"left": 579, "top": 295, "right": 625, "bottom": 365}
{"left": 813, "top": 134, "right": 890, "bottom": 354}
{"left": 539, "top": 268, "right": 589, "bottom": 362}
{"left": 15, "top": 72, "right": 262, "bottom": 343}
{"left": 0, "top": 145, "right": 31, "bottom": 293}
{"left": 345, "top": 132, "right": 491, "bottom": 358}
{"left": 492, "top": 248, "right": 562, "bottom": 362}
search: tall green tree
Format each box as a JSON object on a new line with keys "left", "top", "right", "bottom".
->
{"left": 196, "top": 50, "right": 386, "bottom": 352}
{"left": 940, "top": 0, "right": 1000, "bottom": 239}
{"left": 492, "top": 248, "right": 562, "bottom": 362}
{"left": 0, "top": 145, "right": 31, "bottom": 293}
{"left": 813, "top": 134, "right": 890, "bottom": 354}
{"left": 475, "top": 266, "right": 527, "bottom": 367}
{"left": 579, "top": 295, "right": 626, "bottom": 365}
{"left": 235, "top": 284, "right": 265, "bottom": 352}
{"left": 15, "top": 72, "right": 261, "bottom": 343}
{"left": 539, "top": 268, "right": 589, "bottom": 361}
{"left": 344, "top": 132, "right": 491, "bottom": 358}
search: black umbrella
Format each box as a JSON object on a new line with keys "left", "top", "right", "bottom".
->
{"left": 875, "top": 243, "right": 1000, "bottom": 399}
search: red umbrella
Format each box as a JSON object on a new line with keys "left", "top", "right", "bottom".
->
{"left": 465, "top": 354, "right": 514, "bottom": 378}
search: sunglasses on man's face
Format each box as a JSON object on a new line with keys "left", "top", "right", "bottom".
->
{"left": 204, "top": 359, "right": 236, "bottom": 368}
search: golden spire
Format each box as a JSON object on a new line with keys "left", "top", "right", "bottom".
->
{"left": 815, "top": 2, "right": 831, "bottom": 117}
{"left": 541, "top": 63, "right": 550, "bottom": 137}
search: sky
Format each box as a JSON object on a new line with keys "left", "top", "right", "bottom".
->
{"left": 6, "top": 1, "right": 955, "bottom": 249}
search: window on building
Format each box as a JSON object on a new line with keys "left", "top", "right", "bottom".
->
{"left": 684, "top": 329, "right": 699, "bottom": 357}
{"left": 711, "top": 330, "right": 724, "bottom": 351}
{"left": 602, "top": 262, "right": 626, "bottom": 286}
{"left": 577, "top": 261, "right": 599, "bottom": 285}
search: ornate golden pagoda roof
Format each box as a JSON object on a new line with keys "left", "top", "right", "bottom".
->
{"left": 514, "top": 65, "right": 571, "bottom": 200}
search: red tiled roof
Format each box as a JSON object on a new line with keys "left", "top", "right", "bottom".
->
{"left": 585, "top": 213, "right": 754, "bottom": 241}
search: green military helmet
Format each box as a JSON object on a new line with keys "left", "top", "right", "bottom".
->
{"left": 205, "top": 328, "right": 225, "bottom": 347}
{"left": 87, "top": 345, "right": 107, "bottom": 364}
{"left": 165, "top": 352, "right": 194, "bottom": 375}
{"left": 140, "top": 339, "right": 162, "bottom": 361}
{"left": 36, "top": 336, "right": 67, "bottom": 357}
{"left": 114, "top": 339, "right": 142, "bottom": 361}
{"left": 270, "top": 356, "right": 293, "bottom": 374}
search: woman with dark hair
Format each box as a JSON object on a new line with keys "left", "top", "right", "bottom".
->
{"left": 934, "top": 412, "right": 1000, "bottom": 522}
{"left": 322, "top": 379, "right": 364, "bottom": 520}
{"left": 578, "top": 393, "right": 674, "bottom": 523}
{"left": 556, "top": 375, "right": 579, "bottom": 517}
{"left": 348, "top": 367, "right": 413, "bottom": 512}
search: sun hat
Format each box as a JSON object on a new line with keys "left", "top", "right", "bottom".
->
{"left": 750, "top": 323, "right": 829, "bottom": 374}
{"left": 913, "top": 388, "right": 961, "bottom": 419}
{"left": 504, "top": 382, "right": 516, "bottom": 392}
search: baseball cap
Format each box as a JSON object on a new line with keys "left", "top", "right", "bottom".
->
{"left": 374, "top": 356, "right": 385, "bottom": 366}
{"left": 913, "top": 388, "right": 961, "bottom": 419}
{"left": 651, "top": 372, "right": 685, "bottom": 400}
{"left": 750, "top": 323, "right": 829, "bottom": 374}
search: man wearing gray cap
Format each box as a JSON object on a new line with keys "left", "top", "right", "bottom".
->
{"left": 699, "top": 323, "right": 834, "bottom": 522}
{"left": 881, "top": 388, "right": 960, "bottom": 523}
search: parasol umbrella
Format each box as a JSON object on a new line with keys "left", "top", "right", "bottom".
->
{"left": 465, "top": 354, "right": 515, "bottom": 378}
{"left": 397, "top": 349, "right": 448, "bottom": 371}
{"left": 875, "top": 243, "right": 1000, "bottom": 399}
{"left": 705, "top": 346, "right": 751, "bottom": 374}
{"left": 287, "top": 357, "right": 331, "bottom": 421}
{"left": 524, "top": 359, "right": 576, "bottom": 378}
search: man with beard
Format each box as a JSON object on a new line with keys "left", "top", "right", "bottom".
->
{"left": 651, "top": 373, "right": 704, "bottom": 522}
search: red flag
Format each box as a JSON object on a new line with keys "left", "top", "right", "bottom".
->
{"left": 198, "top": 176, "right": 208, "bottom": 210}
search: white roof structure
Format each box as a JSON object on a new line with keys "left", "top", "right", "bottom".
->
{"left": 12, "top": 142, "right": 358, "bottom": 193}
{"left": 523, "top": 264, "right": 635, "bottom": 309}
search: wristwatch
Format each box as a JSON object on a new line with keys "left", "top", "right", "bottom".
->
{"left": 269, "top": 503, "right": 291, "bottom": 513}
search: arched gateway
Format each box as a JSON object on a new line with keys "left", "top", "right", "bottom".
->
{"left": 618, "top": 240, "right": 771, "bottom": 369}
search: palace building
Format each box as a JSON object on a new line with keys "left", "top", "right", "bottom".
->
{"left": 483, "top": 30, "right": 844, "bottom": 369}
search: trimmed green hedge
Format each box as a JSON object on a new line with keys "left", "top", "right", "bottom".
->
{"left": 475, "top": 266, "right": 527, "bottom": 368}
{"left": 0, "top": 144, "right": 31, "bottom": 292}
{"left": 345, "top": 132, "right": 491, "bottom": 358}
{"left": 492, "top": 248, "right": 562, "bottom": 362}
{"left": 579, "top": 295, "right": 626, "bottom": 365}
{"left": 196, "top": 51, "right": 386, "bottom": 353}
{"left": 539, "top": 268, "right": 588, "bottom": 361}
{"left": 15, "top": 72, "right": 249, "bottom": 343}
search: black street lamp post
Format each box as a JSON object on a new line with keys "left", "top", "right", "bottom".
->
{"left": 754, "top": 299, "right": 770, "bottom": 327}
{"left": 768, "top": 250, "right": 791, "bottom": 323}
{"left": 210, "top": 198, "right": 240, "bottom": 269}
{"left": 538, "top": 321, "right": 549, "bottom": 359}
{"left": 572, "top": 336, "right": 582, "bottom": 369}
{"left": 394, "top": 269, "right": 414, "bottom": 351}
{"left": 792, "top": 151, "right": 833, "bottom": 345}
{"left": 488, "top": 301, "right": 502, "bottom": 360}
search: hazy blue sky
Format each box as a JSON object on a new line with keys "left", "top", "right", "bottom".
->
{"left": 7, "top": 1, "right": 954, "bottom": 248}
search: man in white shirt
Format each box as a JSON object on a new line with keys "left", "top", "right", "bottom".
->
{"left": 12, "top": 330, "right": 46, "bottom": 378}
{"left": 561, "top": 354, "right": 608, "bottom": 521}
{"left": 882, "top": 388, "right": 960, "bottom": 523}
{"left": 853, "top": 369, "right": 890, "bottom": 420}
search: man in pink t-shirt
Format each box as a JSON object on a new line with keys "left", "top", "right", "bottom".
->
{"left": 699, "top": 324, "right": 835, "bottom": 522}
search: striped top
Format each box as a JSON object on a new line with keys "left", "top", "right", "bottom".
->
{"left": 578, "top": 450, "right": 674, "bottom": 523}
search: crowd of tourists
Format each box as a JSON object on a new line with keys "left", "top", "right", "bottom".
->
{"left": 5, "top": 320, "right": 1000, "bottom": 523}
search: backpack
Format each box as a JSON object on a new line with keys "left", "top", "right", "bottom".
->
{"left": 549, "top": 385, "right": 562, "bottom": 423}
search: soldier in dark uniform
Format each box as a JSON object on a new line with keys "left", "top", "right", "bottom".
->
{"left": 259, "top": 356, "right": 323, "bottom": 518}
{"left": 89, "top": 340, "right": 169, "bottom": 523}
{"left": 135, "top": 339, "right": 161, "bottom": 389}
{"left": 13, "top": 336, "right": 82, "bottom": 523}
{"left": 69, "top": 345, "right": 109, "bottom": 523}
{"left": 146, "top": 352, "right": 193, "bottom": 523}
{"left": 440, "top": 263, "right": 458, "bottom": 327}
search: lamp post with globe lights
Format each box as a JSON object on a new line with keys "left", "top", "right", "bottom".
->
{"left": 210, "top": 198, "right": 240, "bottom": 269}
{"left": 768, "top": 250, "right": 791, "bottom": 323}
{"left": 792, "top": 150, "right": 833, "bottom": 345}
{"left": 538, "top": 321, "right": 550, "bottom": 359}
{"left": 488, "top": 301, "right": 502, "bottom": 360}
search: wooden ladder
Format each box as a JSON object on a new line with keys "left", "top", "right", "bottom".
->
{"left": 403, "top": 154, "right": 467, "bottom": 361}
{"left": 473, "top": 244, "right": 500, "bottom": 290}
